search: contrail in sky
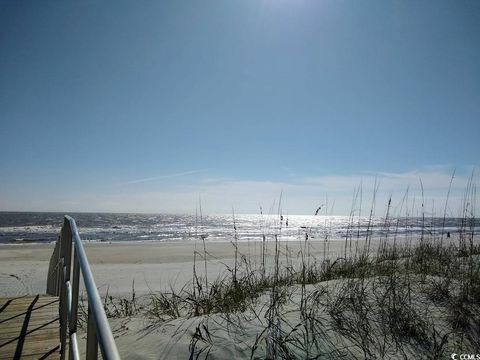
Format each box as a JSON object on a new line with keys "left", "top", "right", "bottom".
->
{"left": 123, "top": 169, "right": 207, "bottom": 185}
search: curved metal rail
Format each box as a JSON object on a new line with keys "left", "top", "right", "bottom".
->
{"left": 47, "top": 216, "right": 121, "bottom": 360}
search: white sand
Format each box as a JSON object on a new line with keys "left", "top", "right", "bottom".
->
{"left": 2, "top": 237, "right": 475, "bottom": 358}
{"left": 0, "top": 239, "right": 349, "bottom": 297}
{"left": 0, "top": 239, "right": 347, "bottom": 358}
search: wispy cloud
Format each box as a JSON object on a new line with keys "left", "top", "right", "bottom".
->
{"left": 178, "top": 166, "right": 478, "bottom": 215}
{"left": 301, "top": 167, "right": 476, "bottom": 192}
{"left": 122, "top": 169, "right": 207, "bottom": 185}
{"left": 5, "top": 166, "right": 476, "bottom": 215}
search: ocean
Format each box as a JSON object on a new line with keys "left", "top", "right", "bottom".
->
{"left": 0, "top": 212, "right": 478, "bottom": 245}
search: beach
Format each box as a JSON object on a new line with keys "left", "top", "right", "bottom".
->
{"left": 2, "top": 231, "right": 480, "bottom": 359}
{"left": 0, "top": 239, "right": 349, "bottom": 297}
{"left": 0, "top": 239, "right": 347, "bottom": 358}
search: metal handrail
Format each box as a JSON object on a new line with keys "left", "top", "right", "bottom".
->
{"left": 47, "top": 216, "right": 121, "bottom": 360}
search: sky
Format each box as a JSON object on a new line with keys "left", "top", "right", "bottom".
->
{"left": 0, "top": 0, "right": 479, "bottom": 215}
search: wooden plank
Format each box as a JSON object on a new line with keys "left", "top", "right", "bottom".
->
{"left": 0, "top": 295, "right": 61, "bottom": 360}
{"left": 1, "top": 312, "right": 59, "bottom": 327}
{"left": 1, "top": 295, "right": 58, "bottom": 305}
{"left": 0, "top": 310, "right": 58, "bottom": 325}
{"left": 1, "top": 301, "right": 59, "bottom": 312}
{"left": 0, "top": 295, "right": 56, "bottom": 302}
{"left": 0, "top": 300, "right": 58, "bottom": 312}
{"left": 18, "top": 351, "right": 61, "bottom": 360}
{"left": 0, "top": 296, "right": 58, "bottom": 320}
{"left": 0, "top": 339, "right": 60, "bottom": 359}
{"left": 0, "top": 332, "right": 60, "bottom": 351}
{"left": 0, "top": 312, "right": 59, "bottom": 327}
{"left": 0, "top": 329, "right": 60, "bottom": 346}
{"left": 0, "top": 305, "right": 58, "bottom": 319}
{"left": 0, "top": 297, "right": 59, "bottom": 325}
{"left": 19, "top": 352, "right": 60, "bottom": 360}
{"left": 0, "top": 295, "right": 28, "bottom": 307}
{"left": 1, "top": 298, "right": 59, "bottom": 311}
{"left": 0, "top": 305, "right": 58, "bottom": 320}
{"left": 0, "top": 319, "right": 59, "bottom": 338}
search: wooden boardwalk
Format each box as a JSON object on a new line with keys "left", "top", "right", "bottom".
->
{"left": 0, "top": 295, "right": 61, "bottom": 359}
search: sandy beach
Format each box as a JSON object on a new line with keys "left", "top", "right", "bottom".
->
{"left": 0, "top": 239, "right": 349, "bottom": 358}
{"left": 2, "top": 235, "right": 479, "bottom": 359}
{"left": 0, "top": 239, "right": 350, "bottom": 297}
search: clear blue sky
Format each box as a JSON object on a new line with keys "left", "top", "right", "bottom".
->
{"left": 1, "top": 1, "right": 479, "bottom": 215}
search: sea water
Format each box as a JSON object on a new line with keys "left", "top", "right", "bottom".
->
{"left": 0, "top": 212, "right": 477, "bottom": 244}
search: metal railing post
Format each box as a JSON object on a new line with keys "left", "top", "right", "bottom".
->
{"left": 59, "top": 257, "right": 67, "bottom": 360}
{"left": 70, "top": 253, "right": 81, "bottom": 360}
{"left": 86, "top": 306, "right": 99, "bottom": 360}
{"left": 64, "top": 218, "right": 73, "bottom": 282}
{"left": 46, "top": 238, "right": 60, "bottom": 295}
{"left": 56, "top": 235, "right": 62, "bottom": 295}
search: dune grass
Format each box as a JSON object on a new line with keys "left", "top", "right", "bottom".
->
{"left": 99, "top": 180, "right": 479, "bottom": 359}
